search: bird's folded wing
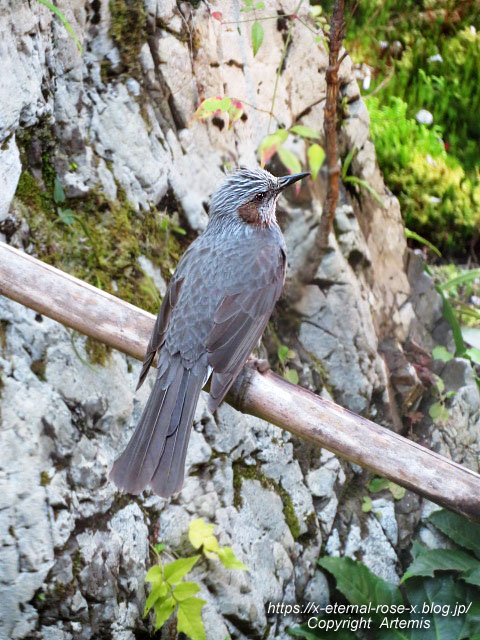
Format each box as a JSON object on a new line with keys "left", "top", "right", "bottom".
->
{"left": 206, "top": 246, "right": 286, "bottom": 412}
{"left": 136, "top": 276, "right": 184, "bottom": 391}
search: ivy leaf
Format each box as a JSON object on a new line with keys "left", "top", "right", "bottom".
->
{"left": 177, "top": 597, "right": 207, "bottom": 640}
{"left": 429, "top": 401, "right": 449, "bottom": 423}
{"left": 401, "top": 548, "right": 480, "bottom": 583}
{"left": 362, "top": 495, "right": 372, "bottom": 513}
{"left": 163, "top": 555, "right": 201, "bottom": 585}
{"left": 217, "top": 546, "right": 248, "bottom": 570}
{"left": 144, "top": 582, "right": 168, "bottom": 616}
{"left": 432, "top": 345, "right": 453, "bottom": 362}
{"left": 251, "top": 21, "right": 264, "bottom": 57}
{"left": 290, "top": 125, "right": 320, "bottom": 139}
{"left": 368, "top": 477, "right": 389, "bottom": 493}
{"left": 153, "top": 596, "right": 176, "bottom": 632}
{"left": 307, "top": 144, "right": 325, "bottom": 180}
{"left": 277, "top": 147, "right": 302, "bottom": 175}
{"left": 53, "top": 177, "right": 66, "bottom": 204}
{"left": 278, "top": 345, "right": 289, "bottom": 364}
{"left": 173, "top": 582, "right": 201, "bottom": 601}
{"left": 435, "top": 375, "right": 445, "bottom": 393}
{"left": 388, "top": 481, "right": 406, "bottom": 500}
{"left": 284, "top": 367, "right": 299, "bottom": 384}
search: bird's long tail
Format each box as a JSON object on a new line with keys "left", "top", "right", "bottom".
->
{"left": 109, "top": 356, "right": 204, "bottom": 497}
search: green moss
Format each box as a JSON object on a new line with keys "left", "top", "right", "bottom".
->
{"left": 109, "top": 0, "right": 147, "bottom": 75}
{"left": 40, "top": 471, "right": 51, "bottom": 486}
{"left": 232, "top": 461, "right": 301, "bottom": 540}
{"left": 14, "top": 170, "right": 187, "bottom": 315}
{"left": 85, "top": 337, "right": 111, "bottom": 366}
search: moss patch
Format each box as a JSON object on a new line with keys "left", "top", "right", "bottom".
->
{"left": 14, "top": 168, "right": 188, "bottom": 315}
{"left": 85, "top": 337, "right": 111, "bottom": 366}
{"left": 109, "top": 0, "right": 147, "bottom": 76}
{"left": 233, "top": 461, "right": 301, "bottom": 540}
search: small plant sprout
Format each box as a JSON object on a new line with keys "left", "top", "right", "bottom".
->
{"left": 144, "top": 519, "right": 247, "bottom": 639}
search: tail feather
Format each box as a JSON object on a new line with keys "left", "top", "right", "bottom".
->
{"left": 151, "top": 371, "right": 204, "bottom": 496}
{"left": 110, "top": 357, "right": 203, "bottom": 496}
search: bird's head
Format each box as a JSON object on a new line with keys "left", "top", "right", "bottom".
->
{"left": 209, "top": 167, "right": 309, "bottom": 229}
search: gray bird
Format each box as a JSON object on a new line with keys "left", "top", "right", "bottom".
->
{"left": 110, "top": 167, "right": 309, "bottom": 497}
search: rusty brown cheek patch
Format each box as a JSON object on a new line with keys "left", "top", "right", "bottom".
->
{"left": 238, "top": 201, "right": 260, "bottom": 224}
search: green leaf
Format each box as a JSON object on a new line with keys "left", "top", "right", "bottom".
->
{"left": 466, "top": 347, "right": 480, "bottom": 365}
{"left": 307, "top": 144, "right": 326, "bottom": 180}
{"left": 404, "top": 575, "right": 467, "bottom": 640}
{"left": 58, "top": 208, "right": 75, "bottom": 225}
{"left": 173, "top": 581, "right": 201, "bottom": 601}
{"left": 284, "top": 367, "right": 299, "bottom": 384}
{"left": 163, "top": 556, "right": 201, "bottom": 585}
{"left": 145, "top": 565, "right": 163, "bottom": 582}
{"left": 144, "top": 582, "right": 168, "bottom": 616}
{"left": 154, "top": 543, "right": 166, "bottom": 553}
{"left": 277, "top": 147, "right": 302, "bottom": 175}
{"left": 53, "top": 177, "right": 66, "bottom": 204}
{"left": 37, "top": 0, "right": 83, "bottom": 52}
{"left": 428, "top": 510, "right": 480, "bottom": 559}
{"left": 318, "top": 556, "right": 402, "bottom": 608}
{"left": 405, "top": 228, "right": 442, "bottom": 257}
{"left": 290, "top": 125, "right": 320, "bottom": 139}
{"left": 188, "top": 519, "right": 220, "bottom": 555}
{"left": 278, "top": 345, "right": 289, "bottom": 364}
{"left": 255, "top": 1, "right": 265, "bottom": 8}
{"left": 401, "top": 548, "right": 480, "bottom": 583}
{"left": 251, "top": 21, "right": 264, "bottom": 56}
{"left": 388, "top": 482, "right": 406, "bottom": 500}
{"left": 217, "top": 546, "right": 248, "bottom": 570}
{"left": 153, "top": 596, "right": 176, "bottom": 632}
{"left": 344, "top": 176, "right": 386, "bottom": 208}
{"left": 258, "top": 129, "right": 289, "bottom": 167}
{"left": 439, "top": 269, "right": 480, "bottom": 291}
{"left": 431, "top": 278, "right": 466, "bottom": 357}
{"left": 462, "top": 327, "right": 480, "bottom": 351}
{"left": 362, "top": 495, "right": 372, "bottom": 513}
{"left": 177, "top": 596, "right": 207, "bottom": 640}
{"left": 341, "top": 146, "right": 357, "bottom": 179}
{"left": 435, "top": 375, "right": 445, "bottom": 393}
{"left": 432, "top": 345, "right": 453, "bottom": 362}
{"left": 462, "top": 565, "right": 480, "bottom": 587}
{"left": 368, "top": 477, "right": 389, "bottom": 493}
{"left": 429, "top": 401, "right": 449, "bottom": 423}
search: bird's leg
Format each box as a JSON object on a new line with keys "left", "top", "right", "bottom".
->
{"left": 246, "top": 355, "right": 270, "bottom": 374}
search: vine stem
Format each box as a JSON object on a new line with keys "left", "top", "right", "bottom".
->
{"left": 267, "top": 0, "right": 304, "bottom": 134}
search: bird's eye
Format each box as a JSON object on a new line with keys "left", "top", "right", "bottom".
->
{"left": 255, "top": 192, "right": 266, "bottom": 201}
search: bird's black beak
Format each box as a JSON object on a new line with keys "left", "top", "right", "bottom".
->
{"left": 277, "top": 172, "right": 310, "bottom": 191}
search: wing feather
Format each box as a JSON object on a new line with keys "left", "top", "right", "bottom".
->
{"left": 206, "top": 246, "right": 286, "bottom": 412}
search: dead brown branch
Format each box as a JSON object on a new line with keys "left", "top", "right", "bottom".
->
{"left": 302, "top": 0, "right": 346, "bottom": 283}
{"left": 1, "top": 241, "right": 480, "bottom": 521}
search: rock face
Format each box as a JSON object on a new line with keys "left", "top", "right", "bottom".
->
{"left": 0, "top": 1, "right": 478, "bottom": 639}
